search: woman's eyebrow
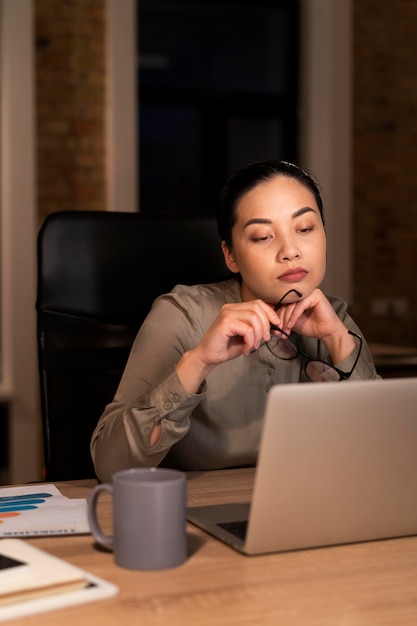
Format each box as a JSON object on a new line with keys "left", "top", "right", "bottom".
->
{"left": 243, "top": 218, "right": 272, "bottom": 229}
{"left": 242, "top": 207, "right": 317, "bottom": 229}
{"left": 292, "top": 206, "right": 316, "bottom": 219}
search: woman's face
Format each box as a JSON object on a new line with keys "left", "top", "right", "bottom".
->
{"left": 222, "top": 175, "right": 327, "bottom": 305}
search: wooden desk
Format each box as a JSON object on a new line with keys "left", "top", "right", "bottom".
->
{"left": 7, "top": 468, "right": 417, "bottom": 626}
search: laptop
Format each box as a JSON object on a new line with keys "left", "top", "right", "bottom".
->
{"left": 187, "top": 377, "right": 417, "bottom": 555}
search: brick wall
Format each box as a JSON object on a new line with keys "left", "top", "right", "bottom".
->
{"left": 34, "top": 0, "right": 417, "bottom": 347}
{"left": 353, "top": 0, "right": 417, "bottom": 345}
{"left": 35, "top": 0, "right": 106, "bottom": 226}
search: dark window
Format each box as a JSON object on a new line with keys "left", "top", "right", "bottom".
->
{"left": 138, "top": 0, "right": 300, "bottom": 213}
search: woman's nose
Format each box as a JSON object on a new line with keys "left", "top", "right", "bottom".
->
{"left": 276, "top": 237, "right": 300, "bottom": 261}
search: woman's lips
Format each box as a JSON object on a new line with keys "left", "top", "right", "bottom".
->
{"left": 279, "top": 269, "right": 308, "bottom": 282}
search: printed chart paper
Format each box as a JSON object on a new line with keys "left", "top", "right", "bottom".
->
{"left": 0, "top": 484, "right": 89, "bottom": 537}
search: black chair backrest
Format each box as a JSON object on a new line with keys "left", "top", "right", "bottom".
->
{"left": 36, "top": 210, "right": 230, "bottom": 481}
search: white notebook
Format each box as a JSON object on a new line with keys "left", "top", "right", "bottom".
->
{"left": 0, "top": 539, "right": 117, "bottom": 622}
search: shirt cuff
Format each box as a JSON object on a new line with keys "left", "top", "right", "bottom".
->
{"left": 149, "top": 365, "right": 207, "bottom": 420}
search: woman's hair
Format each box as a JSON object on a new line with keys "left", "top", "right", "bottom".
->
{"left": 216, "top": 159, "right": 325, "bottom": 248}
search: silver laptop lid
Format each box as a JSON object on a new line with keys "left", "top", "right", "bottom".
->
{"left": 245, "top": 377, "right": 417, "bottom": 554}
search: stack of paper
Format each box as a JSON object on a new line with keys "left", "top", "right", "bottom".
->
{"left": 0, "top": 539, "right": 87, "bottom": 605}
{"left": 0, "top": 539, "right": 118, "bottom": 621}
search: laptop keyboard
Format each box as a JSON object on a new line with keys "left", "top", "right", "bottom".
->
{"left": 217, "top": 520, "right": 248, "bottom": 540}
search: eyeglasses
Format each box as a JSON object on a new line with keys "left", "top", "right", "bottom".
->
{"left": 266, "top": 289, "right": 363, "bottom": 382}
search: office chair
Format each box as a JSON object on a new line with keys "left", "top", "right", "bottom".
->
{"left": 36, "top": 210, "right": 230, "bottom": 481}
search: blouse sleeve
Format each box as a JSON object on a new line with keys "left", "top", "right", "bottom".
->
{"left": 327, "top": 295, "right": 381, "bottom": 381}
{"left": 90, "top": 290, "right": 208, "bottom": 482}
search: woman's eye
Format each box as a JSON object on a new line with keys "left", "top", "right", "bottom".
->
{"left": 298, "top": 225, "right": 314, "bottom": 234}
{"left": 248, "top": 230, "right": 273, "bottom": 242}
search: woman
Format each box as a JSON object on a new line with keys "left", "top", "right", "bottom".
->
{"left": 91, "top": 159, "right": 379, "bottom": 482}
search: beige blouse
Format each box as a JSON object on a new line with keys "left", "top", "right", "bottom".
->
{"left": 91, "top": 279, "right": 379, "bottom": 482}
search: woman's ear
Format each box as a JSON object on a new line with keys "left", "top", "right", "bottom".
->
{"left": 221, "top": 241, "right": 240, "bottom": 274}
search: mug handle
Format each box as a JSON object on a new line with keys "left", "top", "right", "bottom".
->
{"left": 88, "top": 483, "right": 114, "bottom": 548}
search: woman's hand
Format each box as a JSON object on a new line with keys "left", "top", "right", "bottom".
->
{"left": 176, "top": 300, "right": 279, "bottom": 393}
{"left": 275, "top": 288, "right": 355, "bottom": 363}
{"left": 195, "top": 300, "right": 280, "bottom": 362}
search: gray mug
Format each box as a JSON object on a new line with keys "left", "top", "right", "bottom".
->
{"left": 88, "top": 467, "right": 187, "bottom": 570}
